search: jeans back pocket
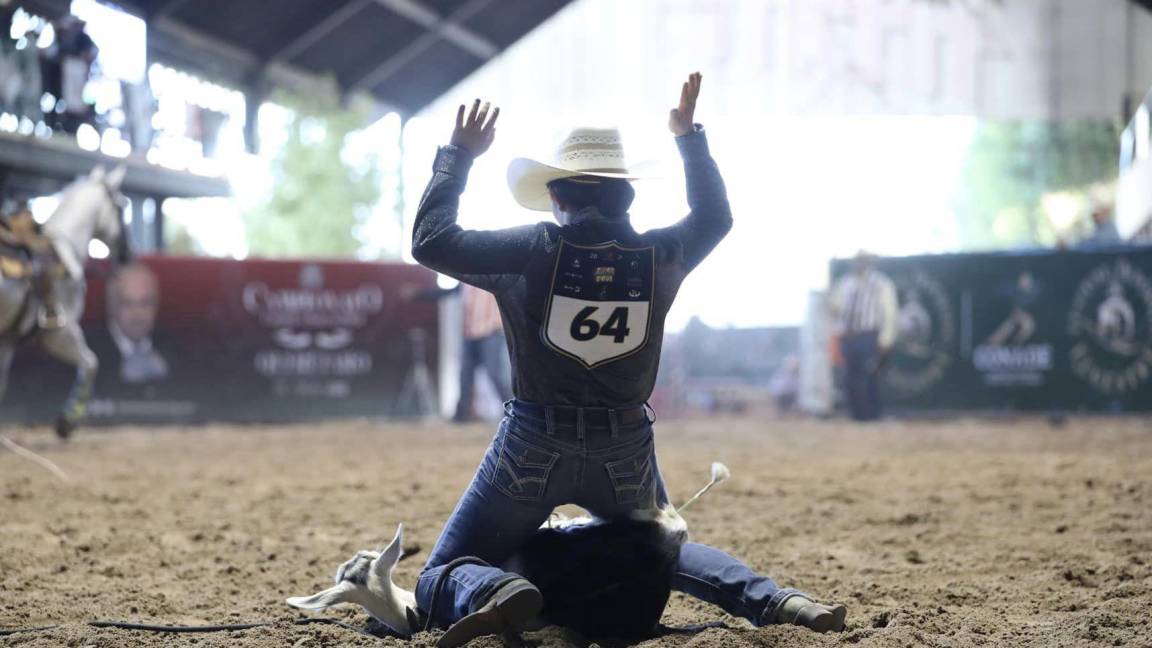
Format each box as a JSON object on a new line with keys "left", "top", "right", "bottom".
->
{"left": 491, "top": 432, "right": 560, "bottom": 502}
{"left": 604, "top": 440, "right": 656, "bottom": 506}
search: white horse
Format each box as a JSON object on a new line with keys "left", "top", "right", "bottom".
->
{"left": 0, "top": 166, "right": 129, "bottom": 438}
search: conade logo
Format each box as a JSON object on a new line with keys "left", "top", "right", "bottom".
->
{"left": 886, "top": 271, "right": 954, "bottom": 396}
{"left": 1066, "top": 260, "right": 1152, "bottom": 395}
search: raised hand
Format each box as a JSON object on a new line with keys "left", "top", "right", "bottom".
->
{"left": 668, "top": 72, "right": 702, "bottom": 137}
{"left": 450, "top": 99, "right": 500, "bottom": 157}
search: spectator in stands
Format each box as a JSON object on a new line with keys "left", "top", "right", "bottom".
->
{"left": 0, "top": 17, "right": 43, "bottom": 123}
{"left": 1079, "top": 204, "right": 1123, "bottom": 248}
{"left": 828, "top": 252, "right": 897, "bottom": 422}
{"left": 40, "top": 14, "right": 97, "bottom": 134}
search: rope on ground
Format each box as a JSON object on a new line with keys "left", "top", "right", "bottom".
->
{"left": 0, "top": 436, "right": 71, "bottom": 482}
{"left": 3, "top": 618, "right": 379, "bottom": 638}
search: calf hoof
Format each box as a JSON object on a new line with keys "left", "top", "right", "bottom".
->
{"left": 55, "top": 416, "right": 77, "bottom": 441}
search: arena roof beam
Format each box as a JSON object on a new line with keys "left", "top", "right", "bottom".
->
{"left": 149, "top": 17, "right": 324, "bottom": 95}
{"left": 146, "top": 0, "right": 193, "bottom": 20}
{"left": 53, "top": 0, "right": 573, "bottom": 117}
{"left": 353, "top": 0, "right": 496, "bottom": 93}
{"left": 371, "top": 0, "right": 498, "bottom": 61}
{"left": 0, "top": 132, "right": 230, "bottom": 198}
{"left": 265, "top": 0, "right": 372, "bottom": 66}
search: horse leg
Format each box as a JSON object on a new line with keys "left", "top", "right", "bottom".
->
{"left": 38, "top": 323, "right": 98, "bottom": 440}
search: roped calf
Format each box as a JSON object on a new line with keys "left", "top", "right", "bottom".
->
{"left": 287, "top": 463, "right": 730, "bottom": 643}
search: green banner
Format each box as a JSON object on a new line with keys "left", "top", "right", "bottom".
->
{"left": 832, "top": 246, "right": 1152, "bottom": 413}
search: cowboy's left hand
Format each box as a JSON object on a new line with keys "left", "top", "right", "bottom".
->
{"left": 450, "top": 99, "right": 500, "bottom": 157}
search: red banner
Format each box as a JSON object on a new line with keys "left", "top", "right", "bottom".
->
{"left": 3, "top": 256, "right": 440, "bottom": 423}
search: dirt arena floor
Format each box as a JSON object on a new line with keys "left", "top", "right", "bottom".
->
{"left": 2, "top": 416, "right": 1150, "bottom": 648}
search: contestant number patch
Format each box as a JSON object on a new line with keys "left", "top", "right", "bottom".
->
{"left": 544, "top": 241, "right": 654, "bottom": 368}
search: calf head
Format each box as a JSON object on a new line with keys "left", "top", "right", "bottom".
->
{"left": 286, "top": 524, "right": 420, "bottom": 635}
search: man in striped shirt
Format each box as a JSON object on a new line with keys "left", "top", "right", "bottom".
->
{"left": 829, "top": 253, "right": 898, "bottom": 421}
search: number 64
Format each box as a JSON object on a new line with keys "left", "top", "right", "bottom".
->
{"left": 570, "top": 306, "right": 631, "bottom": 343}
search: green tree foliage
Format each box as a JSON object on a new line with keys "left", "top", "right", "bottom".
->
{"left": 164, "top": 218, "right": 202, "bottom": 255}
{"left": 243, "top": 80, "right": 380, "bottom": 258}
{"left": 955, "top": 121, "right": 1119, "bottom": 249}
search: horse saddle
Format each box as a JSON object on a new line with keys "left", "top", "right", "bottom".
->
{"left": 0, "top": 253, "right": 31, "bottom": 279}
{"left": 0, "top": 244, "right": 66, "bottom": 280}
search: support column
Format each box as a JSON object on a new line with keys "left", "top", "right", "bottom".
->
{"left": 127, "top": 194, "right": 160, "bottom": 253}
{"left": 243, "top": 77, "right": 267, "bottom": 155}
{"left": 152, "top": 197, "right": 166, "bottom": 252}
{"left": 128, "top": 193, "right": 146, "bottom": 252}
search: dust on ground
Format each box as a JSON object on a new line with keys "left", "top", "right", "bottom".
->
{"left": 1, "top": 416, "right": 1150, "bottom": 648}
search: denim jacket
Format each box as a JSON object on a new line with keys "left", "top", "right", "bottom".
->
{"left": 412, "top": 126, "right": 732, "bottom": 407}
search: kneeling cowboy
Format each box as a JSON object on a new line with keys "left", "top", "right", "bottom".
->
{"left": 0, "top": 208, "right": 65, "bottom": 329}
{"left": 411, "top": 74, "right": 847, "bottom": 647}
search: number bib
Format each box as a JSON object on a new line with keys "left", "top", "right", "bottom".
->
{"left": 543, "top": 240, "right": 655, "bottom": 368}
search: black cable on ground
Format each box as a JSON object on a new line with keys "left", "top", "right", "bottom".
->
{"left": 89, "top": 617, "right": 377, "bottom": 637}
{"left": 0, "top": 624, "right": 60, "bottom": 636}
{"left": 6, "top": 616, "right": 730, "bottom": 641}
{"left": 3, "top": 617, "right": 379, "bottom": 638}
{"left": 88, "top": 620, "right": 271, "bottom": 633}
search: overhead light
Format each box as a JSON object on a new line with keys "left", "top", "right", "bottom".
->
{"left": 76, "top": 123, "right": 101, "bottom": 151}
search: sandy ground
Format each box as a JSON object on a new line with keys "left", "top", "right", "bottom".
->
{"left": 1, "top": 416, "right": 1151, "bottom": 648}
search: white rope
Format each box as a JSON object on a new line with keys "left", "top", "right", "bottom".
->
{"left": 677, "top": 462, "right": 730, "bottom": 512}
{"left": 0, "top": 436, "right": 72, "bottom": 482}
{"left": 678, "top": 481, "right": 717, "bottom": 512}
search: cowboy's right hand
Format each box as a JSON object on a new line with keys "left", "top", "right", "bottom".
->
{"left": 668, "top": 72, "right": 702, "bottom": 137}
{"left": 450, "top": 99, "right": 500, "bottom": 157}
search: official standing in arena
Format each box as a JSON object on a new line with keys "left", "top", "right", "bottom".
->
{"left": 829, "top": 252, "right": 898, "bottom": 421}
{"left": 453, "top": 284, "right": 512, "bottom": 421}
{"left": 410, "top": 73, "right": 847, "bottom": 646}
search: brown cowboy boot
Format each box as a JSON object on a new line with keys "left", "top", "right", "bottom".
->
{"left": 771, "top": 594, "right": 848, "bottom": 633}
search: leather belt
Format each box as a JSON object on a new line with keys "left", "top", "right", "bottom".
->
{"left": 507, "top": 399, "right": 653, "bottom": 429}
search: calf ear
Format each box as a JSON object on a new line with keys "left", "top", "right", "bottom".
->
{"left": 286, "top": 581, "right": 358, "bottom": 611}
{"left": 374, "top": 524, "right": 404, "bottom": 575}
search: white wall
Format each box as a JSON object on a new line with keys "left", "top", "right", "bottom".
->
{"left": 754, "top": 0, "right": 1145, "bottom": 121}
{"left": 1128, "top": 2, "right": 1152, "bottom": 114}
{"left": 422, "top": 0, "right": 1152, "bottom": 121}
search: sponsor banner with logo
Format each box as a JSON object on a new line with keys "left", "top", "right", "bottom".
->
{"left": 2, "top": 256, "right": 439, "bottom": 423}
{"left": 831, "top": 246, "right": 1152, "bottom": 413}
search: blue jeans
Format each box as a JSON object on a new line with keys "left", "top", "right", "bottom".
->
{"left": 841, "top": 331, "right": 882, "bottom": 421}
{"left": 454, "top": 332, "right": 513, "bottom": 421}
{"left": 416, "top": 400, "right": 804, "bottom": 627}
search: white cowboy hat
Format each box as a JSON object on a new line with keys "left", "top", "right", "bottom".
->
{"left": 507, "top": 127, "right": 654, "bottom": 211}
